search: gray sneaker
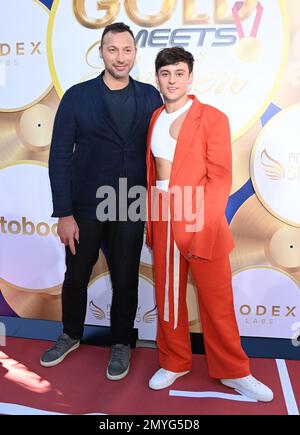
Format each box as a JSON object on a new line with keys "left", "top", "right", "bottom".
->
{"left": 40, "top": 333, "right": 80, "bottom": 367}
{"left": 106, "top": 344, "right": 131, "bottom": 380}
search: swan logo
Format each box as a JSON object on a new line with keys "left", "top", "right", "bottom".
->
{"left": 261, "top": 149, "right": 285, "bottom": 181}
{"left": 85, "top": 274, "right": 157, "bottom": 340}
{"left": 89, "top": 301, "right": 106, "bottom": 320}
{"left": 142, "top": 306, "right": 157, "bottom": 324}
{"left": 260, "top": 149, "right": 300, "bottom": 182}
{"left": 88, "top": 300, "right": 157, "bottom": 324}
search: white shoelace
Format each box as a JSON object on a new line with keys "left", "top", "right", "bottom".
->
{"left": 244, "top": 375, "right": 260, "bottom": 385}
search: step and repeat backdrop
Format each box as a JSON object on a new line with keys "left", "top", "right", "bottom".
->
{"left": 1, "top": 0, "right": 300, "bottom": 345}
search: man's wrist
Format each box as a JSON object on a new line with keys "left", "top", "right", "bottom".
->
{"left": 58, "top": 215, "right": 74, "bottom": 221}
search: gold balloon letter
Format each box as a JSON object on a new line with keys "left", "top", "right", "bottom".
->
{"left": 125, "top": 0, "right": 176, "bottom": 27}
{"left": 73, "top": 0, "right": 120, "bottom": 29}
{"left": 183, "top": 0, "right": 210, "bottom": 25}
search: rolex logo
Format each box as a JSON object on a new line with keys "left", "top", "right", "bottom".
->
{"left": 240, "top": 304, "right": 296, "bottom": 317}
{"left": 0, "top": 42, "right": 42, "bottom": 57}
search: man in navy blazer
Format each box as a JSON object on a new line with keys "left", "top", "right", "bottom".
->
{"left": 40, "top": 23, "right": 162, "bottom": 380}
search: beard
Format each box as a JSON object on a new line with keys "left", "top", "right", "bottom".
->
{"left": 105, "top": 63, "right": 133, "bottom": 80}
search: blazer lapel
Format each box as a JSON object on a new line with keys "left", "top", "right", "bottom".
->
{"left": 169, "top": 96, "right": 204, "bottom": 186}
{"left": 146, "top": 106, "right": 164, "bottom": 186}
{"left": 127, "top": 79, "right": 147, "bottom": 144}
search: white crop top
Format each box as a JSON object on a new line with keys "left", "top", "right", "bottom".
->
{"left": 151, "top": 99, "right": 192, "bottom": 163}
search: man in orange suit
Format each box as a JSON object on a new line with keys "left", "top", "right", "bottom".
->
{"left": 146, "top": 47, "right": 273, "bottom": 402}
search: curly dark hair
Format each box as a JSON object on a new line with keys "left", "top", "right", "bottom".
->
{"left": 155, "top": 47, "right": 194, "bottom": 74}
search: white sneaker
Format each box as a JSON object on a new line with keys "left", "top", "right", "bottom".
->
{"left": 149, "top": 368, "right": 190, "bottom": 390}
{"left": 220, "top": 374, "right": 274, "bottom": 402}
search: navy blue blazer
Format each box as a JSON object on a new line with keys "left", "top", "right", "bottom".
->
{"left": 49, "top": 74, "right": 162, "bottom": 219}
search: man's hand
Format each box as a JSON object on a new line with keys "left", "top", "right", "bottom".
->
{"left": 57, "top": 216, "right": 79, "bottom": 255}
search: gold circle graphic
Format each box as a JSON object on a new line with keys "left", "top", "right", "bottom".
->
{"left": 250, "top": 103, "right": 300, "bottom": 228}
{"left": 0, "top": 88, "right": 59, "bottom": 165}
{"left": 230, "top": 195, "right": 300, "bottom": 285}
{"left": 235, "top": 36, "right": 262, "bottom": 63}
{"left": 0, "top": 0, "right": 53, "bottom": 113}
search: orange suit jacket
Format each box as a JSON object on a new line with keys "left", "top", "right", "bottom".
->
{"left": 146, "top": 95, "right": 234, "bottom": 261}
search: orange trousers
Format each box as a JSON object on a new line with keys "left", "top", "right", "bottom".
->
{"left": 152, "top": 216, "right": 250, "bottom": 379}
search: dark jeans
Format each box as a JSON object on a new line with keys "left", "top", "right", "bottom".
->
{"left": 62, "top": 216, "right": 144, "bottom": 344}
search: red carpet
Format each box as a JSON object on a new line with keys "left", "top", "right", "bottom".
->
{"left": 0, "top": 337, "right": 298, "bottom": 415}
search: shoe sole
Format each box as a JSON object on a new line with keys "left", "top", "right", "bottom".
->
{"left": 106, "top": 363, "right": 130, "bottom": 381}
{"left": 149, "top": 370, "right": 190, "bottom": 390}
{"left": 40, "top": 342, "right": 80, "bottom": 368}
{"left": 220, "top": 379, "right": 274, "bottom": 402}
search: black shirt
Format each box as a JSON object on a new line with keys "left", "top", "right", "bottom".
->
{"left": 103, "top": 80, "right": 136, "bottom": 142}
